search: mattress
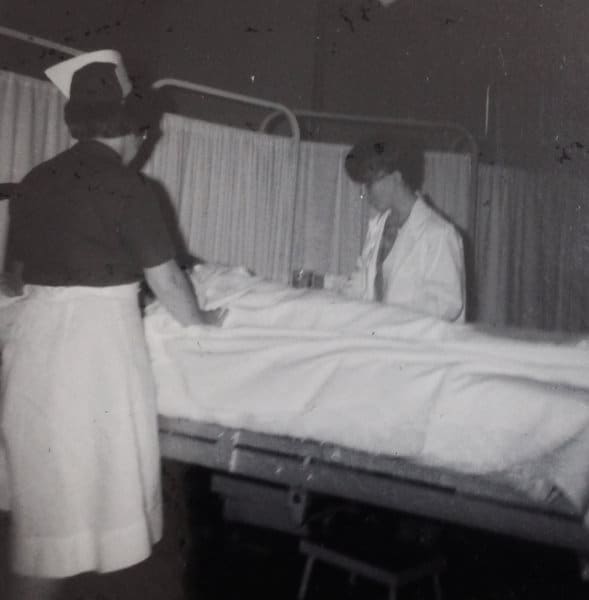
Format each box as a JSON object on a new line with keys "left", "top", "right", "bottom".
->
{"left": 145, "top": 264, "right": 589, "bottom": 523}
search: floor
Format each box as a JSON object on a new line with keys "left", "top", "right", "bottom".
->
{"left": 181, "top": 500, "right": 589, "bottom": 600}
{"left": 0, "top": 463, "right": 188, "bottom": 600}
{"left": 1, "top": 460, "right": 588, "bottom": 600}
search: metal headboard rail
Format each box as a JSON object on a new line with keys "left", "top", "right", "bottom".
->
{"left": 260, "top": 109, "right": 477, "bottom": 156}
{"left": 260, "top": 108, "right": 478, "bottom": 202}
{"left": 152, "top": 78, "right": 300, "bottom": 143}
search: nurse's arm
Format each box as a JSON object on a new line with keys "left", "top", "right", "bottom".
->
{"left": 144, "top": 260, "right": 225, "bottom": 327}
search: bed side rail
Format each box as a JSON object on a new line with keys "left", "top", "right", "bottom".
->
{"left": 152, "top": 78, "right": 300, "bottom": 143}
{"left": 158, "top": 416, "right": 589, "bottom": 554}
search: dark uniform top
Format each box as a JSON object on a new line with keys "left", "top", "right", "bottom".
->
{"left": 7, "top": 140, "right": 176, "bottom": 287}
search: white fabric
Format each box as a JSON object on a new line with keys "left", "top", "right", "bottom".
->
{"left": 324, "top": 209, "right": 388, "bottom": 303}
{"left": 381, "top": 199, "right": 465, "bottom": 321}
{"left": 0, "top": 294, "right": 24, "bottom": 512}
{"left": 0, "top": 284, "right": 162, "bottom": 577}
{"left": 143, "top": 114, "right": 299, "bottom": 282}
{"left": 145, "top": 265, "right": 589, "bottom": 518}
{"left": 475, "top": 163, "right": 589, "bottom": 331}
{"left": 325, "top": 198, "right": 466, "bottom": 322}
{"left": 44, "top": 50, "right": 132, "bottom": 99}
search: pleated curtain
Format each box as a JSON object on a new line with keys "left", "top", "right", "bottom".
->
{"left": 143, "top": 114, "right": 299, "bottom": 282}
{"left": 0, "top": 69, "right": 586, "bottom": 332}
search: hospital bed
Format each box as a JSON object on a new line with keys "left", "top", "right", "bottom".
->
{"left": 2, "top": 25, "right": 589, "bottom": 576}
{"left": 146, "top": 263, "right": 589, "bottom": 574}
{"left": 142, "top": 77, "right": 589, "bottom": 564}
{"left": 158, "top": 414, "right": 589, "bottom": 553}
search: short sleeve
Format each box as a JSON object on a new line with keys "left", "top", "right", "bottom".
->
{"left": 119, "top": 174, "right": 177, "bottom": 269}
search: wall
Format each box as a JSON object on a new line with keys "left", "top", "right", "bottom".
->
{"left": 0, "top": 0, "right": 318, "bottom": 128}
{"left": 314, "top": 0, "right": 589, "bottom": 171}
{"left": 1, "top": 0, "right": 588, "bottom": 170}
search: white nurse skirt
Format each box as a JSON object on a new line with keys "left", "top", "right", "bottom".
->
{"left": 1, "top": 284, "right": 163, "bottom": 578}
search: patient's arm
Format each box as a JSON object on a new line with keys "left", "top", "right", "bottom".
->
{"left": 144, "top": 259, "right": 225, "bottom": 327}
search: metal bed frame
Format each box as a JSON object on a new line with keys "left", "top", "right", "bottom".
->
{"left": 159, "top": 415, "right": 589, "bottom": 559}
{"left": 3, "top": 23, "right": 589, "bottom": 569}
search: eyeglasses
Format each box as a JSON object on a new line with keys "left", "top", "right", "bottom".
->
{"left": 359, "top": 184, "right": 369, "bottom": 202}
{"left": 359, "top": 172, "right": 389, "bottom": 201}
{"left": 359, "top": 180, "right": 378, "bottom": 202}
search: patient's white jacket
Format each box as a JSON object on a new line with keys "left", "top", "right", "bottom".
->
{"left": 325, "top": 197, "right": 466, "bottom": 322}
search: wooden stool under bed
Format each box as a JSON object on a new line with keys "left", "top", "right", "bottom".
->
{"left": 297, "top": 539, "right": 445, "bottom": 600}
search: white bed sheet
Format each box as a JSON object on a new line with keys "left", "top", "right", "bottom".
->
{"left": 146, "top": 265, "right": 589, "bottom": 520}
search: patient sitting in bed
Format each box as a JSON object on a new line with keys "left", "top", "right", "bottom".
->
{"left": 317, "top": 138, "right": 466, "bottom": 323}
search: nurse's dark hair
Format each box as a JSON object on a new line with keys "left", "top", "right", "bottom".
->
{"left": 64, "top": 90, "right": 163, "bottom": 141}
{"left": 65, "top": 102, "right": 129, "bottom": 140}
{"left": 344, "top": 137, "right": 425, "bottom": 191}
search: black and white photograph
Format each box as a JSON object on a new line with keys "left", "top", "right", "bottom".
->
{"left": 0, "top": 1, "right": 588, "bottom": 599}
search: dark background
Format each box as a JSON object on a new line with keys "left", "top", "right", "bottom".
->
{"left": 1, "top": 0, "right": 588, "bottom": 172}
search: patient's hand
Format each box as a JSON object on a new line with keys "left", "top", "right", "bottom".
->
{"left": 199, "top": 307, "right": 228, "bottom": 327}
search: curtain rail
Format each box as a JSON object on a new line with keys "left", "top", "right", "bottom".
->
{"left": 152, "top": 78, "right": 300, "bottom": 143}
{"left": 0, "top": 25, "right": 81, "bottom": 57}
{"left": 261, "top": 109, "right": 477, "bottom": 158}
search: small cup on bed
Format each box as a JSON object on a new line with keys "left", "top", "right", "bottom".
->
{"left": 291, "top": 269, "right": 324, "bottom": 289}
{"left": 292, "top": 268, "right": 313, "bottom": 288}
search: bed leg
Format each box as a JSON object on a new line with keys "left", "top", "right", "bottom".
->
{"left": 433, "top": 573, "right": 443, "bottom": 600}
{"left": 297, "top": 556, "right": 315, "bottom": 600}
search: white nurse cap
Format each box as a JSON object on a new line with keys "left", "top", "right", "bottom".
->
{"left": 45, "top": 49, "right": 132, "bottom": 99}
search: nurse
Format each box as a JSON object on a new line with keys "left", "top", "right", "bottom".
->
{"left": 324, "top": 138, "right": 466, "bottom": 322}
{"left": 1, "top": 50, "right": 223, "bottom": 600}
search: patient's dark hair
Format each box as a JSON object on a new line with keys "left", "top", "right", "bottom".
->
{"left": 344, "top": 138, "right": 425, "bottom": 191}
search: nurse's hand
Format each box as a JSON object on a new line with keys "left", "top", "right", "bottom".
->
{"left": 145, "top": 260, "right": 227, "bottom": 328}
{"left": 199, "top": 307, "right": 228, "bottom": 327}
